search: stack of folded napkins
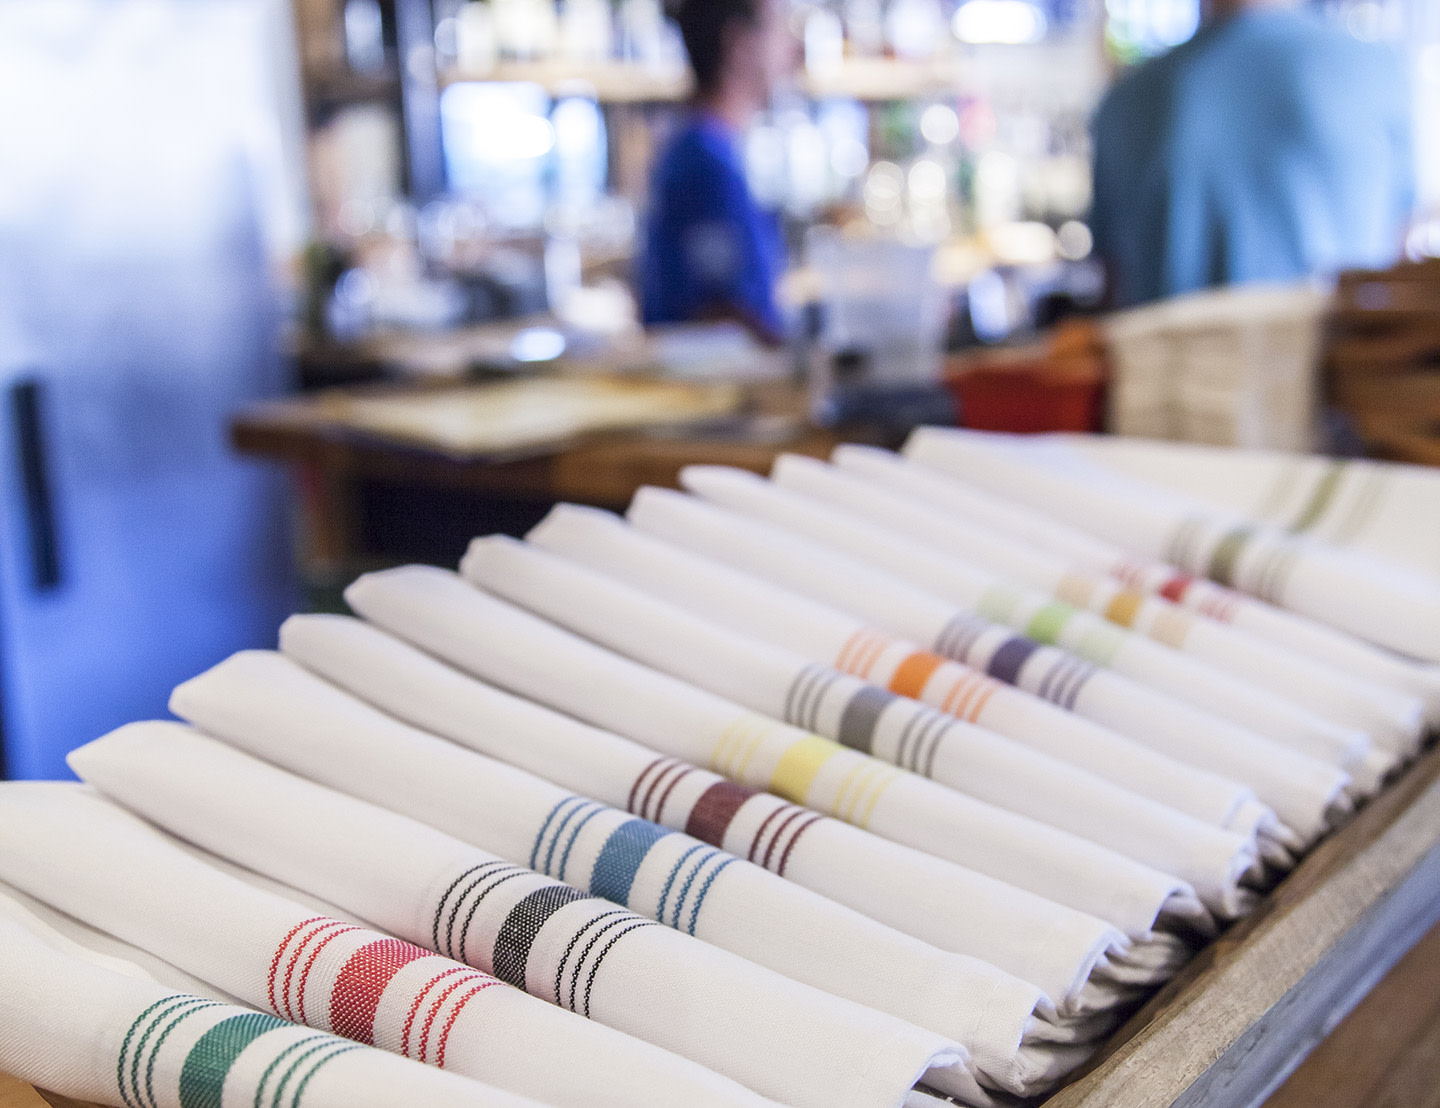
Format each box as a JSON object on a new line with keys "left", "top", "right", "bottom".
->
{"left": 3, "top": 428, "right": 1435, "bottom": 1108}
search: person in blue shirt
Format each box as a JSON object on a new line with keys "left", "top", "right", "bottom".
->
{"left": 1091, "top": 0, "right": 1414, "bottom": 308}
{"left": 640, "top": 0, "right": 798, "bottom": 344}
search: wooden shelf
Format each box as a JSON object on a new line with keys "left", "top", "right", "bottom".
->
{"left": 800, "top": 56, "right": 965, "bottom": 101}
{"left": 441, "top": 56, "right": 967, "bottom": 103}
{"left": 441, "top": 60, "right": 691, "bottom": 102}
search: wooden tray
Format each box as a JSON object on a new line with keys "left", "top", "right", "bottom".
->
{"left": 5, "top": 742, "right": 1440, "bottom": 1108}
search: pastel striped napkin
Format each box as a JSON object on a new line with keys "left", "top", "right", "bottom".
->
{"left": 463, "top": 533, "right": 1260, "bottom": 917}
{"left": 344, "top": 566, "right": 1208, "bottom": 941}
{"left": 779, "top": 451, "right": 1421, "bottom": 759}
{"left": 0, "top": 784, "right": 786, "bottom": 1108}
{"left": 73, "top": 726, "right": 989, "bottom": 1108}
{"left": 903, "top": 428, "right": 1440, "bottom": 667}
{"left": 632, "top": 482, "right": 1350, "bottom": 843}
{"left": 833, "top": 444, "right": 1440, "bottom": 732}
{"left": 682, "top": 464, "right": 1371, "bottom": 777}
{"left": 277, "top": 616, "right": 1173, "bottom": 1016}
{"left": 0, "top": 916, "right": 545, "bottom": 1108}
{"left": 143, "top": 679, "right": 1076, "bottom": 1095}
{"left": 1065, "top": 435, "right": 1440, "bottom": 582}
{"left": 540, "top": 500, "right": 1272, "bottom": 843}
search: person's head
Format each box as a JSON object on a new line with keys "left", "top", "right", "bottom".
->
{"left": 671, "top": 0, "right": 796, "bottom": 113}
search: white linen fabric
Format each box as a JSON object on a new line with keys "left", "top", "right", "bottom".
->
{"left": 277, "top": 615, "right": 1169, "bottom": 1015}
{"left": 550, "top": 498, "right": 1270, "bottom": 840}
{"left": 778, "top": 451, "right": 1421, "bottom": 759}
{"left": 833, "top": 445, "right": 1440, "bottom": 740}
{"left": 343, "top": 566, "right": 1206, "bottom": 939}
{"left": 0, "top": 918, "right": 550, "bottom": 1108}
{"left": 463, "top": 533, "right": 1260, "bottom": 917}
{"left": 683, "top": 463, "right": 1371, "bottom": 774}
{"left": 73, "top": 726, "right": 985, "bottom": 1107}
{"left": 0, "top": 882, "right": 238, "bottom": 1004}
{"left": 903, "top": 428, "right": 1440, "bottom": 667}
{"left": 0, "top": 783, "right": 787, "bottom": 1108}
{"left": 1062, "top": 434, "right": 1440, "bottom": 581}
{"left": 109, "top": 695, "right": 1071, "bottom": 1100}
{"left": 634, "top": 482, "right": 1348, "bottom": 844}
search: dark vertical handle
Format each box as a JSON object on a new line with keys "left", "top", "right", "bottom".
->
{"left": 10, "top": 378, "right": 61, "bottom": 591}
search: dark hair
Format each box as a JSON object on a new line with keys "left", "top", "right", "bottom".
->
{"left": 669, "top": 0, "right": 762, "bottom": 95}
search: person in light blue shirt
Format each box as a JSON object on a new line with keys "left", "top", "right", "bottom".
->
{"left": 639, "top": 0, "right": 797, "bottom": 344}
{"left": 1091, "top": 0, "right": 1414, "bottom": 308}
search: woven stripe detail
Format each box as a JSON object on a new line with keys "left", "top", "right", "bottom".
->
{"left": 330, "top": 940, "right": 432, "bottom": 1044}
{"left": 177, "top": 1012, "right": 289, "bottom": 1108}
{"left": 834, "top": 628, "right": 893, "bottom": 680}
{"left": 987, "top": 637, "right": 1040, "bottom": 684}
{"left": 627, "top": 757, "right": 697, "bottom": 824}
{"left": 493, "top": 885, "right": 594, "bottom": 988}
{"left": 117, "top": 996, "right": 223, "bottom": 1108}
{"left": 250, "top": 1034, "right": 359, "bottom": 1108}
{"left": 1024, "top": 602, "right": 1076, "bottom": 646}
{"left": 1146, "top": 607, "right": 1194, "bottom": 649}
{"left": 930, "top": 664, "right": 1001, "bottom": 723}
{"left": 531, "top": 796, "right": 608, "bottom": 878}
{"left": 770, "top": 735, "right": 843, "bottom": 802}
{"left": 1288, "top": 462, "right": 1346, "bottom": 534}
{"left": 118, "top": 999, "right": 362, "bottom": 1108}
{"left": 685, "top": 779, "right": 754, "bottom": 843}
{"left": 1103, "top": 589, "right": 1145, "bottom": 628}
{"left": 932, "top": 612, "right": 992, "bottom": 663}
{"left": 889, "top": 651, "right": 947, "bottom": 699}
{"left": 1054, "top": 572, "right": 1100, "bottom": 609}
{"left": 589, "top": 818, "right": 670, "bottom": 906}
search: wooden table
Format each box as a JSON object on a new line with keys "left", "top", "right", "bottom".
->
{"left": 1044, "top": 737, "right": 1440, "bottom": 1108}
{"left": 230, "top": 384, "right": 878, "bottom": 581}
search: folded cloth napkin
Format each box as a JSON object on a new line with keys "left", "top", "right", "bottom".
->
{"left": 1063, "top": 435, "right": 1440, "bottom": 582}
{"left": 0, "top": 784, "right": 789, "bottom": 1108}
{"left": 829, "top": 443, "right": 1434, "bottom": 749}
{"left": 683, "top": 463, "right": 1371, "bottom": 776}
{"left": 575, "top": 496, "right": 1270, "bottom": 840}
{"left": 74, "top": 727, "right": 992, "bottom": 1106}
{"left": 902, "top": 428, "right": 1440, "bottom": 667}
{"left": 0, "top": 916, "right": 547, "bottom": 1108}
{"left": 462, "top": 533, "right": 1260, "bottom": 917}
{"left": 120, "top": 697, "right": 1071, "bottom": 1096}
{"left": 836, "top": 445, "right": 1440, "bottom": 724}
{"left": 344, "top": 566, "right": 1208, "bottom": 940}
{"left": 780, "top": 452, "right": 1422, "bottom": 759}
{"left": 0, "top": 881, "right": 237, "bottom": 1004}
{"left": 633, "top": 483, "right": 1349, "bottom": 845}
{"left": 275, "top": 617, "right": 1166, "bottom": 1016}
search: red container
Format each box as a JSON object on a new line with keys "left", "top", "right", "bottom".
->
{"left": 945, "top": 351, "right": 1107, "bottom": 433}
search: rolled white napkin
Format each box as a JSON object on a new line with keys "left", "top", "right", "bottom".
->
{"left": 277, "top": 615, "right": 1163, "bottom": 1016}
{"left": 0, "top": 783, "right": 786, "bottom": 1108}
{"left": 73, "top": 726, "right": 987, "bottom": 1107}
{"left": 151, "top": 674, "right": 1077, "bottom": 1095}
{"left": 344, "top": 566, "right": 1207, "bottom": 940}
{"left": 635, "top": 481, "right": 1349, "bottom": 844}
{"left": 463, "top": 532, "right": 1260, "bottom": 917}
{"left": 684, "top": 463, "right": 1370, "bottom": 776}
{"left": 784, "top": 451, "right": 1421, "bottom": 760}
{"left": 574, "top": 496, "right": 1270, "bottom": 840}
{"left": 1063, "top": 435, "right": 1440, "bottom": 582}
{"left": 903, "top": 428, "right": 1440, "bottom": 666}
{"left": 834, "top": 443, "right": 1440, "bottom": 723}
{"left": 0, "top": 915, "right": 547, "bottom": 1108}
{"left": 0, "top": 881, "right": 238, "bottom": 1004}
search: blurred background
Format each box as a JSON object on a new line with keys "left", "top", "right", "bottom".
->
{"left": 1, "top": 0, "right": 1438, "bottom": 779}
